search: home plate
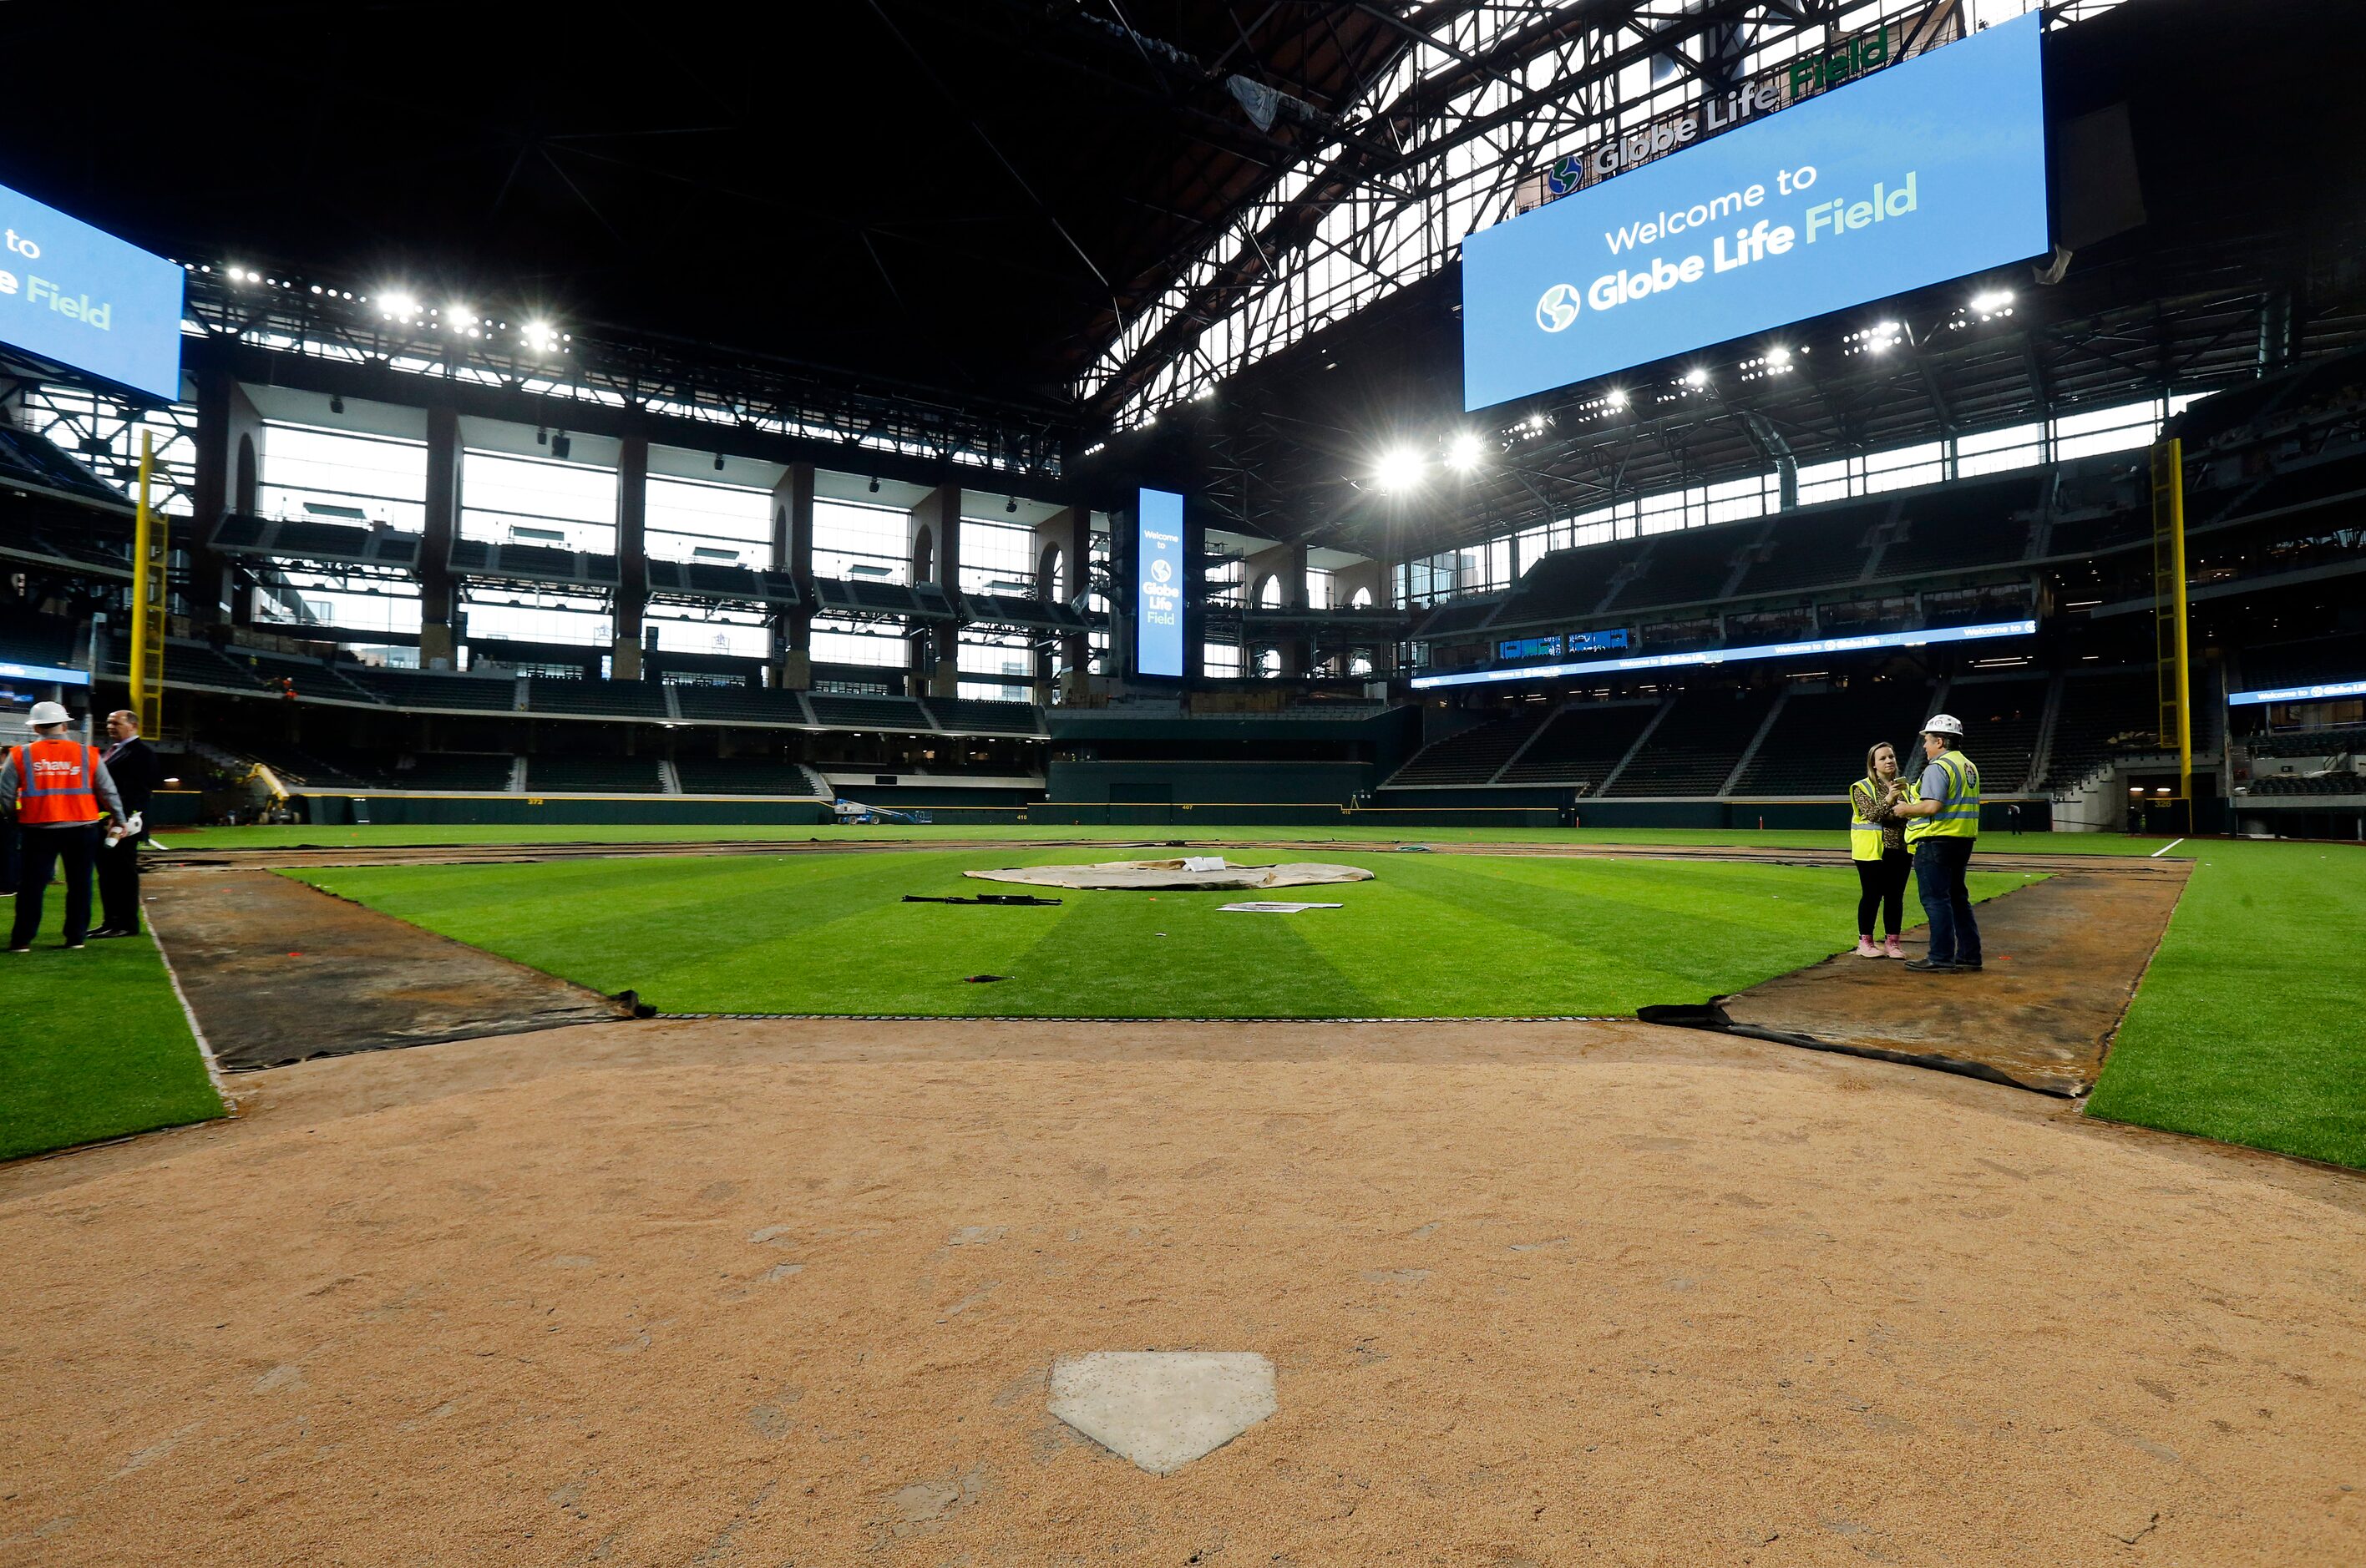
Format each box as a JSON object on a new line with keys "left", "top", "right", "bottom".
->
{"left": 1047, "top": 1352, "right": 1278, "bottom": 1474}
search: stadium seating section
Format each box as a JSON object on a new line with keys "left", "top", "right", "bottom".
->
{"left": 0, "top": 614, "right": 78, "bottom": 672}
{"left": 1607, "top": 527, "right": 1743, "bottom": 612}
{"left": 671, "top": 685, "right": 811, "bottom": 725}
{"left": 1948, "top": 677, "right": 2050, "bottom": 793}
{"left": 672, "top": 757, "right": 828, "bottom": 796}
{"left": 805, "top": 693, "right": 931, "bottom": 731}
{"left": 350, "top": 669, "right": 519, "bottom": 712}
{"left": 924, "top": 699, "right": 1041, "bottom": 735}
{"left": 528, "top": 756, "right": 663, "bottom": 793}
{"left": 1386, "top": 712, "right": 1546, "bottom": 787}
{"left": 2241, "top": 634, "right": 2366, "bottom": 693}
{"left": 0, "top": 425, "right": 129, "bottom": 508}
{"left": 525, "top": 676, "right": 670, "bottom": 718}
{"left": 2246, "top": 772, "right": 2364, "bottom": 796}
{"left": 387, "top": 754, "right": 514, "bottom": 792}
{"left": 1497, "top": 702, "right": 1657, "bottom": 789}
{"left": 1732, "top": 680, "right": 1939, "bottom": 797}
{"left": 1603, "top": 688, "right": 1777, "bottom": 797}
{"left": 2043, "top": 672, "right": 2164, "bottom": 789}
{"left": 247, "top": 744, "right": 383, "bottom": 790}
{"left": 2248, "top": 726, "right": 2366, "bottom": 757}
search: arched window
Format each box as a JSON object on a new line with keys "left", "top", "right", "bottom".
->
{"left": 1039, "top": 543, "right": 1066, "bottom": 601}
{"left": 1258, "top": 648, "right": 1280, "bottom": 675}
{"left": 1258, "top": 574, "right": 1284, "bottom": 608}
{"left": 1350, "top": 585, "right": 1374, "bottom": 609}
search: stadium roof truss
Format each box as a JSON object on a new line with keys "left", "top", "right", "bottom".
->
{"left": 1080, "top": 0, "right": 2085, "bottom": 431}
{"left": 180, "top": 270, "right": 1069, "bottom": 483}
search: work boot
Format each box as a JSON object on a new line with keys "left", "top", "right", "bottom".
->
{"left": 1903, "top": 958, "right": 1957, "bottom": 973}
{"left": 1883, "top": 935, "right": 1906, "bottom": 959}
{"left": 1854, "top": 936, "right": 1882, "bottom": 959}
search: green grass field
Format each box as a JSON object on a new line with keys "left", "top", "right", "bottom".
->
{"left": 16, "top": 825, "right": 2358, "bottom": 1175}
{"left": 2083, "top": 840, "right": 2366, "bottom": 1169}
{"left": 167, "top": 821, "right": 2192, "bottom": 856}
{"left": 291, "top": 847, "right": 2029, "bottom": 1019}
{"left": 0, "top": 902, "right": 225, "bottom": 1163}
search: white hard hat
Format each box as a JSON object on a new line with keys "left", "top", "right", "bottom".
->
{"left": 1922, "top": 712, "right": 1964, "bottom": 737}
{"left": 28, "top": 701, "right": 70, "bottom": 726}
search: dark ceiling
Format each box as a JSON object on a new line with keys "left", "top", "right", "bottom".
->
{"left": 0, "top": 1, "right": 1411, "bottom": 410}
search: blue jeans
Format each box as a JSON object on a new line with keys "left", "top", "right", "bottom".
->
{"left": 1913, "top": 837, "right": 1981, "bottom": 966}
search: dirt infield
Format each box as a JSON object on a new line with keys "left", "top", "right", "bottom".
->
{"left": 3, "top": 1016, "right": 2361, "bottom": 1566}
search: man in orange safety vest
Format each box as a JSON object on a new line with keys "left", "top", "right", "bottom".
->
{"left": 3, "top": 701, "right": 127, "bottom": 952}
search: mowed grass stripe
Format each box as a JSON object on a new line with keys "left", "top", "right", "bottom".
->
{"left": 963, "top": 873, "right": 1382, "bottom": 1018}
{"left": 2085, "top": 840, "right": 2366, "bottom": 1170}
{"left": 292, "top": 848, "right": 1938, "bottom": 1020}
{"left": 0, "top": 903, "right": 225, "bottom": 1162}
{"left": 1287, "top": 854, "right": 1957, "bottom": 1014}
{"left": 295, "top": 852, "right": 1003, "bottom": 1002}
{"left": 301, "top": 850, "right": 935, "bottom": 950}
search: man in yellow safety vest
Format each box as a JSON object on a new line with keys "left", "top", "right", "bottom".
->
{"left": 1889, "top": 713, "right": 1982, "bottom": 973}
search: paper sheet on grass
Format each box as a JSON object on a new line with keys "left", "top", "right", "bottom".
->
{"left": 1218, "top": 901, "right": 1345, "bottom": 913}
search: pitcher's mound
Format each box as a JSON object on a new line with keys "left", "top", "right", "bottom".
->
{"left": 966, "top": 858, "right": 1373, "bottom": 892}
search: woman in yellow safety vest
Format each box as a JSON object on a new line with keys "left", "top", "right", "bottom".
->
{"left": 1847, "top": 741, "right": 1916, "bottom": 959}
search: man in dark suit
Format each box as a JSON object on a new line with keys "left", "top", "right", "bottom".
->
{"left": 92, "top": 709, "right": 160, "bottom": 938}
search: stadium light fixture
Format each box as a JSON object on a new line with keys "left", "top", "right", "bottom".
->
{"left": 1969, "top": 288, "right": 2015, "bottom": 315}
{"left": 1766, "top": 346, "right": 1792, "bottom": 367}
{"left": 1604, "top": 388, "right": 1629, "bottom": 409}
{"left": 520, "top": 318, "right": 559, "bottom": 352}
{"left": 379, "top": 291, "right": 418, "bottom": 320}
{"left": 1683, "top": 367, "right": 1709, "bottom": 387}
{"left": 1373, "top": 447, "right": 1426, "bottom": 493}
{"left": 1445, "top": 432, "right": 1487, "bottom": 473}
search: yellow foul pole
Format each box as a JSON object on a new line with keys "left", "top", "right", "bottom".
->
{"left": 129, "top": 432, "right": 168, "bottom": 736}
{"left": 2148, "top": 437, "right": 2193, "bottom": 823}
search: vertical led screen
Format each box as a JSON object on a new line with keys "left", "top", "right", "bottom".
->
{"left": 1134, "top": 487, "right": 1186, "bottom": 679}
{"left": 1461, "top": 12, "right": 2047, "bottom": 409}
{"left": 0, "top": 180, "right": 185, "bottom": 402}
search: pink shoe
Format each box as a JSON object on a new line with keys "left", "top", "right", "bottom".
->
{"left": 1883, "top": 936, "right": 1907, "bottom": 959}
{"left": 1854, "top": 937, "right": 1882, "bottom": 959}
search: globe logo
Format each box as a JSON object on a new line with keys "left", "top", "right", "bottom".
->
{"left": 1536, "top": 282, "right": 1582, "bottom": 333}
{"left": 1150, "top": 559, "right": 1173, "bottom": 584}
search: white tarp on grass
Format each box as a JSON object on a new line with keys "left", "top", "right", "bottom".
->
{"left": 965, "top": 858, "right": 1373, "bottom": 892}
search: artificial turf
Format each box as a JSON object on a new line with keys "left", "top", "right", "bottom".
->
{"left": 0, "top": 898, "right": 225, "bottom": 1162}
{"left": 292, "top": 847, "right": 2028, "bottom": 1019}
{"left": 2084, "top": 840, "right": 2366, "bottom": 1170}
